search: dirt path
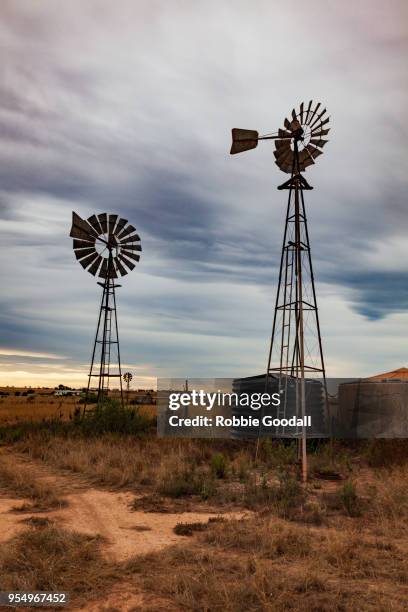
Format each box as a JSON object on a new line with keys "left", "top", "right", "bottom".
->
{"left": 0, "top": 450, "right": 248, "bottom": 561}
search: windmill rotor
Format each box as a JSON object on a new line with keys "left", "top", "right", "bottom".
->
{"left": 123, "top": 372, "right": 133, "bottom": 384}
{"left": 70, "top": 212, "right": 142, "bottom": 279}
{"left": 230, "top": 100, "right": 330, "bottom": 174}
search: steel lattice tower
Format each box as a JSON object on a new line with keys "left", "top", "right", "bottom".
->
{"left": 88, "top": 252, "right": 124, "bottom": 407}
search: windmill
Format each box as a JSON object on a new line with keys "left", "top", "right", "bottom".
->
{"left": 70, "top": 212, "right": 142, "bottom": 410}
{"left": 123, "top": 371, "right": 133, "bottom": 405}
{"left": 230, "top": 101, "right": 329, "bottom": 481}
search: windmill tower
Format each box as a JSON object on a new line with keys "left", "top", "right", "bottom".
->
{"left": 70, "top": 212, "right": 142, "bottom": 410}
{"left": 230, "top": 101, "right": 330, "bottom": 481}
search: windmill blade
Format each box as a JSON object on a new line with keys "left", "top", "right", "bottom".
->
{"left": 99, "top": 258, "right": 108, "bottom": 278}
{"left": 309, "top": 109, "right": 327, "bottom": 130}
{"left": 97, "top": 213, "right": 108, "bottom": 234}
{"left": 303, "top": 147, "right": 316, "bottom": 165}
{"left": 298, "top": 150, "right": 314, "bottom": 171}
{"left": 79, "top": 252, "right": 99, "bottom": 270}
{"left": 230, "top": 128, "right": 258, "bottom": 154}
{"left": 284, "top": 117, "right": 291, "bottom": 130}
{"left": 274, "top": 148, "right": 292, "bottom": 165}
{"left": 108, "top": 263, "right": 118, "bottom": 279}
{"left": 74, "top": 247, "right": 96, "bottom": 260}
{"left": 275, "top": 160, "right": 292, "bottom": 174}
{"left": 291, "top": 108, "right": 297, "bottom": 121}
{"left": 108, "top": 214, "right": 118, "bottom": 239}
{"left": 118, "top": 253, "right": 136, "bottom": 271}
{"left": 121, "top": 249, "right": 140, "bottom": 261}
{"left": 306, "top": 102, "right": 321, "bottom": 126}
{"left": 302, "top": 157, "right": 315, "bottom": 169}
{"left": 305, "top": 144, "right": 323, "bottom": 160}
{"left": 312, "top": 149, "right": 323, "bottom": 160}
{"left": 117, "top": 224, "right": 136, "bottom": 240}
{"left": 278, "top": 128, "right": 292, "bottom": 138}
{"left": 71, "top": 226, "right": 94, "bottom": 242}
{"left": 274, "top": 143, "right": 291, "bottom": 157}
{"left": 119, "top": 234, "right": 141, "bottom": 245}
{"left": 310, "top": 127, "right": 330, "bottom": 138}
{"left": 299, "top": 102, "right": 304, "bottom": 123}
{"left": 275, "top": 150, "right": 294, "bottom": 172}
{"left": 114, "top": 257, "right": 128, "bottom": 276}
{"left": 70, "top": 212, "right": 97, "bottom": 241}
{"left": 289, "top": 118, "right": 302, "bottom": 133}
{"left": 298, "top": 150, "right": 309, "bottom": 163}
{"left": 304, "top": 100, "right": 313, "bottom": 123}
{"left": 310, "top": 139, "right": 328, "bottom": 148}
{"left": 87, "top": 214, "right": 103, "bottom": 235}
{"left": 313, "top": 117, "right": 330, "bottom": 131}
{"left": 114, "top": 217, "right": 128, "bottom": 235}
{"left": 88, "top": 255, "right": 103, "bottom": 276}
{"left": 121, "top": 243, "right": 142, "bottom": 252}
{"left": 73, "top": 238, "right": 94, "bottom": 249}
{"left": 275, "top": 139, "right": 291, "bottom": 150}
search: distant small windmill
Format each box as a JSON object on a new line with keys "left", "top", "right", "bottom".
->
{"left": 70, "top": 212, "right": 142, "bottom": 410}
{"left": 230, "top": 101, "right": 330, "bottom": 481}
{"left": 123, "top": 371, "right": 133, "bottom": 405}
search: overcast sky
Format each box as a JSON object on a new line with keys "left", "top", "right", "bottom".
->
{"left": 0, "top": 0, "right": 407, "bottom": 387}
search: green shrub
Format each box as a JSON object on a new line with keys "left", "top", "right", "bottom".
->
{"left": 158, "top": 466, "right": 215, "bottom": 500}
{"left": 78, "top": 393, "right": 98, "bottom": 404}
{"left": 339, "top": 479, "right": 361, "bottom": 517}
{"left": 210, "top": 453, "right": 227, "bottom": 479}
{"left": 80, "top": 399, "right": 153, "bottom": 435}
{"left": 258, "top": 439, "right": 297, "bottom": 467}
{"left": 243, "top": 471, "right": 303, "bottom": 516}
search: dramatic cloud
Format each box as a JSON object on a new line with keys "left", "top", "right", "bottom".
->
{"left": 0, "top": 0, "right": 407, "bottom": 385}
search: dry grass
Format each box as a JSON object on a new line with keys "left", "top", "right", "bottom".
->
{"left": 0, "top": 524, "right": 118, "bottom": 603}
{"left": 14, "top": 434, "right": 248, "bottom": 496}
{"left": 16, "top": 434, "right": 206, "bottom": 489}
{"left": 0, "top": 456, "right": 67, "bottom": 511}
{"left": 0, "top": 387, "right": 156, "bottom": 425}
{"left": 202, "top": 516, "right": 313, "bottom": 558}
{"left": 125, "top": 514, "right": 408, "bottom": 611}
{"left": 0, "top": 393, "right": 76, "bottom": 424}
{"left": 1, "top": 416, "right": 408, "bottom": 610}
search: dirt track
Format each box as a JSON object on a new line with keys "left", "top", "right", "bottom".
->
{"left": 0, "top": 450, "right": 246, "bottom": 562}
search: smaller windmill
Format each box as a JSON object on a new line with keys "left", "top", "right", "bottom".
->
{"left": 123, "top": 371, "right": 133, "bottom": 405}
{"left": 70, "top": 212, "right": 142, "bottom": 410}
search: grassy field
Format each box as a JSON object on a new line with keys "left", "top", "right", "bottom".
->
{"left": 0, "top": 391, "right": 407, "bottom": 610}
{"left": 0, "top": 387, "right": 155, "bottom": 425}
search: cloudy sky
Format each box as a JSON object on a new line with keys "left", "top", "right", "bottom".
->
{"left": 0, "top": 0, "right": 407, "bottom": 388}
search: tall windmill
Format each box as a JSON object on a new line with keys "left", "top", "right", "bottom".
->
{"left": 70, "top": 212, "right": 142, "bottom": 410}
{"left": 230, "top": 101, "right": 329, "bottom": 481}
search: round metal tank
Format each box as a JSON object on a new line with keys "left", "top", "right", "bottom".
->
{"left": 231, "top": 374, "right": 327, "bottom": 439}
{"left": 338, "top": 380, "right": 408, "bottom": 438}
